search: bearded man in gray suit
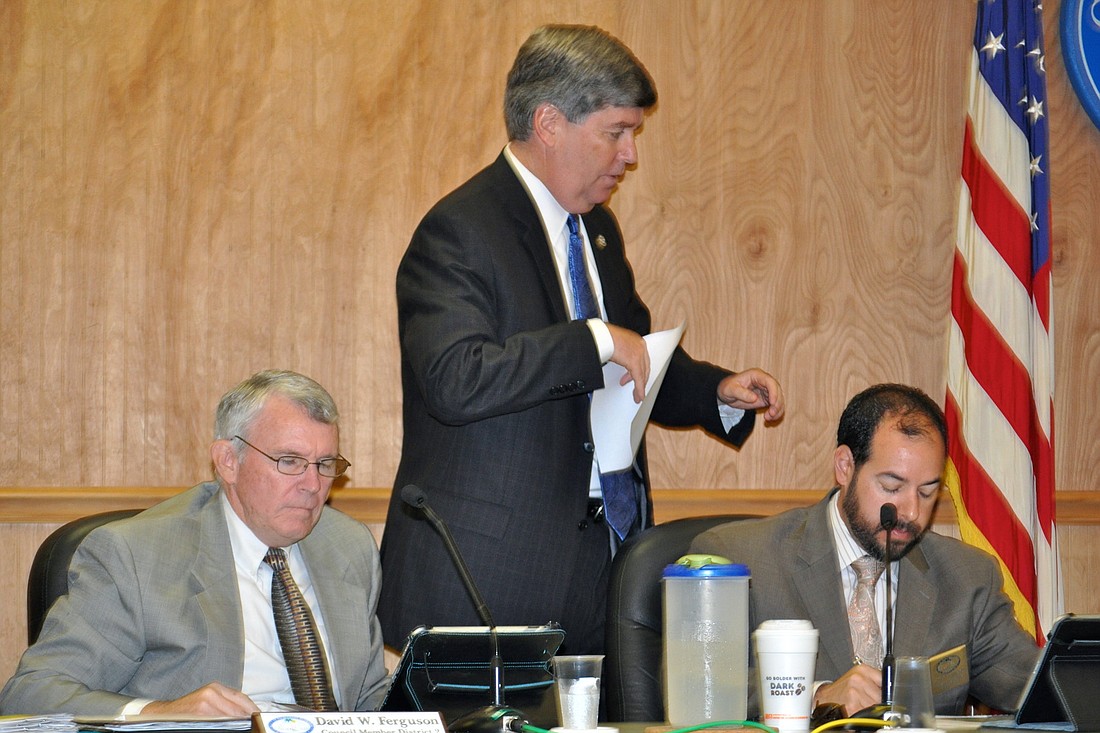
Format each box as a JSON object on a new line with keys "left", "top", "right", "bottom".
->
{"left": 0, "top": 370, "right": 388, "bottom": 716}
{"left": 692, "top": 384, "right": 1039, "bottom": 717}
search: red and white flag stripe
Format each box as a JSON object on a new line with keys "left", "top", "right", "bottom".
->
{"left": 944, "top": 0, "right": 1061, "bottom": 641}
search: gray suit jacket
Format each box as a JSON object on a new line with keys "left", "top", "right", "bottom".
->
{"left": 690, "top": 489, "right": 1039, "bottom": 715}
{"left": 0, "top": 482, "right": 389, "bottom": 715}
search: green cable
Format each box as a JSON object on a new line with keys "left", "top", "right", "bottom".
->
{"left": 517, "top": 720, "right": 778, "bottom": 733}
{"left": 516, "top": 724, "right": 553, "bottom": 733}
{"left": 519, "top": 713, "right": 897, "bottom": 730}
{"left": 516, "top": 712, "right": 897, "bottom": 733}
{"left": 667, "top": 720, "right": 779, "bottom": 733}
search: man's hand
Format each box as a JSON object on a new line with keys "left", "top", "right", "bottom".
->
{"left": 141, "top": 682, "right": 260, "bottom": 716}
{"left": 607, "top": 324, "right": 650, "bottom": 404}
{"left": 813, "top": 664, "right": 882, "bottom": 716}
{"left": 717, "top": 368, "right": 784, "bottom": 422}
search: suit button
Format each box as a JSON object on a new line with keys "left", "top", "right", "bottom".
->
{"left": 577, "top": 519, "right": 588, "bottom": 530}
{"left": 583, "top": 442, "right": 594, "bottom": 453}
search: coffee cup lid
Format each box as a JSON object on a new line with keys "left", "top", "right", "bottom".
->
{"left": 755, "top": 619, "right": 816, "bottom": 631}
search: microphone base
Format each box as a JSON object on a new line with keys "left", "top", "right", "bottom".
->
{"left": 448, "top": 705, "right": 528, "bottom": 733}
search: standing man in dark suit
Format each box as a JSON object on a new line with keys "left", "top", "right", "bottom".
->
{"left": 379, "top": 24, "right": 784, "bottom": 655}
{"left": 691, "top": 384, "right": 1039, "bottom": 716}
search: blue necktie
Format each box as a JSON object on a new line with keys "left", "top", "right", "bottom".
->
{"left": 567, "top": 214, "right": 638, "bottom": 540}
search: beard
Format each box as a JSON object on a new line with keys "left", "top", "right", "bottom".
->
{"left": 841, "top": 481, "right": 925, "bottom": 561}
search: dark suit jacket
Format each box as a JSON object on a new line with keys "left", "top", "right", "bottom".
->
{"left": 690, "top": 489, "right": 1040, "bottom": 715}
{"left": 379, "top": 152, "right": 755, "bottom": 651}
{"left": 0, "top": 482, "right": 389, "bottom": 715}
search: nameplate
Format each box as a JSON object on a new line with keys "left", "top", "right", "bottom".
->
{"left": 252, "top": 711, "right": 447, "bottom": 733}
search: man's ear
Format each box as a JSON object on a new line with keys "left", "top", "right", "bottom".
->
{"left": 834, "top": 444, "right": 855, "bottom": 488}
{"left": 531, "top": 102, "right": 563, "bottom": 147}
{"left": 211, "top": 439, "right": 240, "bottom": 485}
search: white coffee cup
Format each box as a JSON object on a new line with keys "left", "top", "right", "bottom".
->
{"left": 753, "top": 619, "right": 819, "bottom": 733}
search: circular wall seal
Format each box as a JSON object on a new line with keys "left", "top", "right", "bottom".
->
{"left": 1061, "top": 0, "right": 1100, "bottom": 131}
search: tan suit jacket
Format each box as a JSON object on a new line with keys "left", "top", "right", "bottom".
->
{"left": 691, "top": 489, "right": 1040, "bottom": 715}
{"left": 0, "top": 482, "right": 388, "bottom": 715}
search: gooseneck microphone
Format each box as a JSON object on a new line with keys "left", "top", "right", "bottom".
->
{"left": 400, "top": 485, "right": 525, "bottom": 733}
{"left": 880, "top": 503, "right": 898, "bottom": 705}
{"left": 401, "top": 484, "right": 495, "bottom": 628}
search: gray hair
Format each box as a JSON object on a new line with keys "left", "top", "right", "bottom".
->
{"left": 504, "top": 25, "right": 657, "bottom": 141}
{"left": 214, "top": 369, "right": 339, "bottom": 447}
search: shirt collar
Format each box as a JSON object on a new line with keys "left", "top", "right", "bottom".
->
{"left": 220, "top": 490, "right": 299, "bottom": 580}
{"left": 503, "top": 144, "right": 572, "bottom": 240}
{"left": 830, "top": 489, "right": 870, "bottom": 570}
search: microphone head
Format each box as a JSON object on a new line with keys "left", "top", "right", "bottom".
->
{"left": 400, "top": 484, "right": 427, "bottom": 509}
{"left": 880, "top": 503, "right": 898, "bottom": 531}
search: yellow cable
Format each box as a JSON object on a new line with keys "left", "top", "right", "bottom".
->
{"left": 811, "top": 718, "right": 897, "bottom": 733}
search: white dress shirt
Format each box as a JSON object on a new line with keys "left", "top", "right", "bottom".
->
{"left": 223, "top": 492, "right": 340, "bottom": 709}
{"left": 501, "top": 146, "right": 744, "bottom": 493}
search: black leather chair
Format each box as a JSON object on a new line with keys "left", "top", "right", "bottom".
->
{"left": 27, "top": 509, "right": 141, "bottom": 644}
{"left": 603, "top": 514, "right": 759, "bottom": 722}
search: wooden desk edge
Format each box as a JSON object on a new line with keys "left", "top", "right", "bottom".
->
{"left": 1, "top": 487, "right": 1098, "bottom": 525}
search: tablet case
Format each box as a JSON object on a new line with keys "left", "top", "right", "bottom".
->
{"left": 380, "top": 624, "right": 566, "bottom": 727}
{"left": 1015, "top": 614, "right": 1100, "bottom": 731}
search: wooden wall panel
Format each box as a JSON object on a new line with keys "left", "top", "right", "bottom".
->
{"left": 3, "top": 0, "right": 1100, "bottom": 685}
{"left": 3, "top": 0, "right": 1099, "bottom": 493}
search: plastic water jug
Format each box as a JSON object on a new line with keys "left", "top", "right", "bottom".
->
{"left": 662, "top": 554, "right": 750, "bottom": 725}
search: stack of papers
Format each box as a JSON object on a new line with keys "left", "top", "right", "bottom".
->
{"left": 0, "top": 716, "right": 75, "bottom": 733}
{"left": 74, "top": 716, "right": 251, "bottom": 732}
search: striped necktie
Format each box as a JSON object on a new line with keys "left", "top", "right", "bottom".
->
{"left": 265, "top": 548, "right": 338, "bottom": 711}
{"left": 567, "top": 214, "right": 639, "bottom": 540}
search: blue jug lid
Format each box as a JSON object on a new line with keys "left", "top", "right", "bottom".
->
{"left": 662, "top": 554, "right": 750, "bottom": 578}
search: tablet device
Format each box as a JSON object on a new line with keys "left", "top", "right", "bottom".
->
{"left": 379, "top": 624, "right": 565, "bottom": 727}
{"left": 1008, "top": 614, "right": 1100, "bottom": 731}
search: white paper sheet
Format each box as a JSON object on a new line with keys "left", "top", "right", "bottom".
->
{"left": 590, "top": 322, "right": 685, "bottom": 472}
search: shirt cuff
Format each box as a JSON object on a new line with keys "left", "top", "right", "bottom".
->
{"left": 120, "top": 698, "right": 152, "bottom": 715}
{"left": 586, "top": 319, "right": 614, "bottom": 363}
{"left": 718, "top": 401, "right": 746, "bottom": 432}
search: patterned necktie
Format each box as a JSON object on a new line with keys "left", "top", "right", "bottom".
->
{"left": 264, "top": 548, "right": 338, "bottom": 711}
{"left": 848, "top": 555, "right": 885, "bottom": 667}
{"left": 567, "top": 214, "right": 639, "bottom": 540}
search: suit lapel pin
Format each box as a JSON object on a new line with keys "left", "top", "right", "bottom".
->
{"left": 594, "top": 234, "right": 607, "bottom": 251}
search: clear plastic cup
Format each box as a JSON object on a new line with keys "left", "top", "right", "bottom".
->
{"left": 552, "top": 655, "right": 603, "bottom": 731}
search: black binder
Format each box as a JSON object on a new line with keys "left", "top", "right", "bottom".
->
{"left": 380, "top": 624, "right": 566, "bottom": 727}
{"left": 1014, "top": 614, "right": 1100, "bottom": 731}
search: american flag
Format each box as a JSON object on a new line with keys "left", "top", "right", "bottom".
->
{"left": 944, "top": 0, "right": 1062, "bottom": 641}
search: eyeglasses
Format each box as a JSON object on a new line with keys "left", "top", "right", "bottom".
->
{"left": 234, "top": 435, "right": 351, "bottom": 478}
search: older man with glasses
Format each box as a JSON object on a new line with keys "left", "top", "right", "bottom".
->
{"left": 0, "top": 370, "right": 388, "bottom": 716}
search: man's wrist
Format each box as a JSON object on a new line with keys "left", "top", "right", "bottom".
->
{"left": 812, "top": 680, "right": 832, "bottom": 706}
{"left": 586, "top": 318, "right": 614, "bottom": 363}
